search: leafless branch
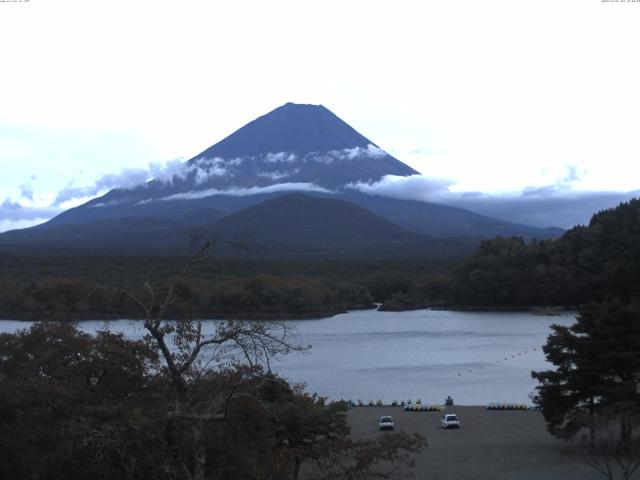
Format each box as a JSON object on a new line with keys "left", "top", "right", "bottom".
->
{"left": 582, "top": 416, "right": 640, "bottom": 480}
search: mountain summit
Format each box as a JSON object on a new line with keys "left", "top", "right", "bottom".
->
{"left": 95, "top": 103, "right": 419, "bottom": 206}
{"left": 188, "top": 102, "right": 418, "bottom": 189}
{"left": 188, "top": 103, "right": 418, "bottom": 188}
{"left": 195, "top": 103, "right": 381, "bottom": 158}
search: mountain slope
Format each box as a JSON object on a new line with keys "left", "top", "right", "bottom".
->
{"left": 0, "top": 193, "right": 476, "bottom": 259}
{"left": 0, "top": 102, "right": 564, "bottom": 257}
{"left": 0, "top": 216, "right": 193, "bottom": 254}
{"left": 28, "top": 188, "right": 562, "bottom": 244}
{"left": 339, "top": 191, "right": 565, "bottom": 239}
{"left": 213, "top": 193, "right": 409, "bottom": 244}
{"left": 210, "top": 193, "right": 476, "bottom": 260}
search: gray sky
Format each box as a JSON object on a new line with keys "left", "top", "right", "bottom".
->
{"left": 1, "top": 0, "right": 639, "bottom": 232}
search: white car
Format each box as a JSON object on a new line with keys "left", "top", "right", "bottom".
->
{"left": 441, "top": 413, "right": 460, "bottom": 429}
{"left": 378, "top": 416, "right": 395, "bottom": 431}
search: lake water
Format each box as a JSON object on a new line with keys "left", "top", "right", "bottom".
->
{"left": 0, "top": 309, "right": 576, "bottom": 405}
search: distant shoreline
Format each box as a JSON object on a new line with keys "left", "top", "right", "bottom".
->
{"left": 378, "top": 303, "right": 576, "bottom": 315}
{"left": 0, "top": 304, "right": 577, "bottom": 323}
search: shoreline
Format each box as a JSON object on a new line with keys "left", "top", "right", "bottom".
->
{"left": 0, "top": 304, "right": 577, "bottom": 323}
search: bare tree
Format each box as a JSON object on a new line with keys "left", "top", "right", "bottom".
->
{"left": 582, "top": 411, "right": 640, "bottom": 480}
{"left": 118, "top": 240, "right": 306, "bottom": 480}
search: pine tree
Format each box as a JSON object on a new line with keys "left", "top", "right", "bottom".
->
{"left": 532, "top": 298, "right": 640, "bottom": 443}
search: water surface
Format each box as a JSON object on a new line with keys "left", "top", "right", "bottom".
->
{"left": 1, "top": 309, "right": 576, "bottom": 405}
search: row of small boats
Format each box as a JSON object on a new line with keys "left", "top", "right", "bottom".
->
{"left": 486, "top": 402, "right": 532, "bottom": 410}
{"left": 347, "top": 400, "right": 535, "bottom": 410}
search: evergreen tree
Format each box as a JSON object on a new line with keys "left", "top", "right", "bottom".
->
{"left": 532, "top": 299, "right": 640, "bottom": 443}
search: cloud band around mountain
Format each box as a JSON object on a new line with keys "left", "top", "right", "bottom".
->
{"left": 154, "top": 182, "right": 333, "bottom": 202}
{"left": 2, "top": 161, "right": 638, "bottom": 234}
{"left": 347, "top": 174, "right": 640, "bottom": 229}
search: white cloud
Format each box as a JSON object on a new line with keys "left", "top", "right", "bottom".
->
{"left": 264, "top": 152, "right": 297, "bottom": 163}
{"left": 346, "top": 170, "right": 593, "bottom": 203}
{"left": 449, "top": 190, "right": 640, "bottom": 229}
{"left": 292, "top": 145, "right": 390, "bottom": 165}
{"left": 306, "top": 154, "right": 334, "bottom": 164}
{"left": 1, "top": 142, "right": 395, "bottom": 229}
{"left": 51, "top": 159, "right": 189, "bottom": 206}
{"left": 194, "top": 168, "right": 210, "bottom": 185}
{"left": 91, "top": 200, "right": 124, "bottom": 208}
{"left": 157, "top": 182, "right": 332, "bottom": 201}
{"left": 0, "top": 217, "right": 51, "bottom": 233}
{"left": 347, "top": 173, "right": 640, "bottom": 228}
{"left": 342, "top": 144, "right": 387, "bottom": 160}
{"left": 326, "top": 144, "right": 388, "bottom": 162}
{"left": 58, "top": 196, "right": 100, "bottom": 211}
{"left": 147, "top": 159, "right": 189, "bottom": 185}
{"left": 0, "top": 196, "right": 62, "bottom": 232}
{"left": 191, "top": 158, "right": 230, "bottom": 185}
{"left": 347, "top": 174, "right": 453, "bottom": 202}
{"left": 257, "top": 170, "right": 298, "bottom": 180}
{"left": 19, "top": 184, "right": 34, "bottom": 201}
{"left": 1, "top": 198, "right": 23, "bottom": 211}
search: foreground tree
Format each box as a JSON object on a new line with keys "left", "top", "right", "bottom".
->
{"left": 116, "top": 240, "right": 309, "bottom": 479}
{"left": 0, "top": 321, "right": 424, "bottom": 480}
{"left": 0, "top": 240, "right": 426, "bottom": 479}
{"left": 532, "top": 298, "right": 640, "bottom": 478}
{"left": 532, "top": 299, "right": 640, "bottom": 439}
{"left": 0, "top": 322, "right": 161, "bottom": 479}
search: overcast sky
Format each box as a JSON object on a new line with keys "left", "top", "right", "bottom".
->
{"left": 1, "top": 0, "right": 639, "bottom": 232}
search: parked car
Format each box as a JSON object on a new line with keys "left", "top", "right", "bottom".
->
{"left": 441, "top": 413, "right": 460, "bottom": 429}
{"left": 378, "top": 416, "right": 395, "bottom": 430}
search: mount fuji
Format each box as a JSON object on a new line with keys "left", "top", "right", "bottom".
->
{"left": 0, "top": 103, "right": 563, "bottom": 257}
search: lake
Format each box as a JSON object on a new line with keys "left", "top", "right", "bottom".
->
{"left": 0, "top": 309, "right": 576, "bottom": 405}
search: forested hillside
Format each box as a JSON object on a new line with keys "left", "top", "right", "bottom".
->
{"left": 0, "top": 271, "right": 374, "bottom": 321}
{"left": 448, "top": 199, "right": 640, "bottom": 307}
{"left": 0, "top": 254, "right": 452, "bottom": 321}
{"left": 2, "top": 199, "right": 637, "bottom": 319}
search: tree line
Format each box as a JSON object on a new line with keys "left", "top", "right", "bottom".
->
{"left": 448, "top": 199, "right": 640, "bottom": 307}
{"left": 0, "top": 254, "right": 454, "bottom": 320}
{"left": 0, "top": 273, "right": 376, "bottom": 321}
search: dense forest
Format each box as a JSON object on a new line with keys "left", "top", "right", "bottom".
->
{"left": 0, "top": 270, "right": 374, "bottom": 321}
{"left": 0, "top": 253, "right": 453, "bottom": 320}
{"left": 1, "top": 199, "right": 638, "bottom": 320}
{"left": 447, "top": 198, "right": 640, "bottom": 308}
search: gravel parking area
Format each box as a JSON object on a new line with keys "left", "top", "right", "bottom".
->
{"left": 347, "top": 406, "right": 607, "bottom": 480}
